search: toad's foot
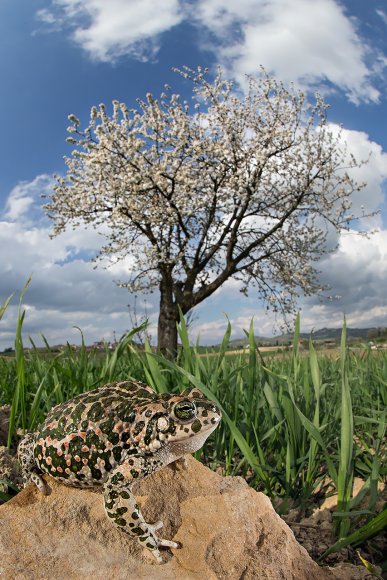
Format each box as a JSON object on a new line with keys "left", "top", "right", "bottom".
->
{"left": 103, "top": 465, "right": 180, "bottom": 564}
{"left": 30, "top": 472, "right": 49, "bottom": 495}
{"left": 146, "top": 521, "right": 180, "bottom": 563}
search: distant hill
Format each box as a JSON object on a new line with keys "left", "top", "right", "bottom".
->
{"left": 220, "top": 327, "right": 384, "bottom": 348}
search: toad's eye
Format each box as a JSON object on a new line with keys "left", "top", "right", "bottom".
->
{"left": 173, "top": 400, "right": 197, "bottom": 423}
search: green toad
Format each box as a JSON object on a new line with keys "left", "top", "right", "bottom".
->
{"left": 17, "top": 380, "right": 221, "bottom": 563}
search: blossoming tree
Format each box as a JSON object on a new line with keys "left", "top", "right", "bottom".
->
{"left": 45, "top": 67, "right": 365, "bottom": 355}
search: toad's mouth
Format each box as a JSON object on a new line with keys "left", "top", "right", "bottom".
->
{"left": 164, "top": 417, "right": 220, "bottom": 454}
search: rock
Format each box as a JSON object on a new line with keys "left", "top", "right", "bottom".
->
{"left": 0, "top": 456, "right": 366, "bottom": 579}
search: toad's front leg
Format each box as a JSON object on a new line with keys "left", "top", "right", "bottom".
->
{"left": 103, "top": 460, "right": 179, "bottom": 564}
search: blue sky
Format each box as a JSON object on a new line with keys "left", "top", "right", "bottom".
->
{"left": 0, "top": 0, "right": 387, "bottom": 349}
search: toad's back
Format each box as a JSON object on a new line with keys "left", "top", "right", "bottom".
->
{"left": 33, "top": 381, "right": 159, "bottom": 486}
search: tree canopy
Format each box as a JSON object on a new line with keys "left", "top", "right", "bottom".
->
{"left": 45, "top": 66, "right": 366, "bottom": 354}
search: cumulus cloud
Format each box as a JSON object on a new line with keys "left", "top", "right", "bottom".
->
{"left": 37, "top": 0, "right": 183, "bottom": 62}
{"left": 0, "top": 175, "right": 159, "bottom": 350}
{"left": 4, "top": 175, "right": 54, "bottom": 222}
{"left": 311, "top": 229, "right": 387, "bottom": 311}
{"left": 36, "top": 0, "right": 384, "bottom": 103}
{"left": 328, "top": 124, "right": 387, "bottom": 228}
{"left": 193, "top": 0, "right": 383, "bottom": 104}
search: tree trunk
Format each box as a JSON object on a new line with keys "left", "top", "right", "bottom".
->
{"left": 157, "top": 274, "right": 179, "bottom": 358}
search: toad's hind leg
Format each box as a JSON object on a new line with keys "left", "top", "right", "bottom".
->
{"left": 17, "top": 433, "right": 47, "bottom": 494}
{"left": 103, "top": 463, "right": 179, "bottom": 564}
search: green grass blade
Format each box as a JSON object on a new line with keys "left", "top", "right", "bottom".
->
{"left": 283, "top": 376, "right": 338, "bottom": 484}
{"left": 336, "top": 317, "right": 354, "bottom": 538}
{"left": 263, "top": 381, "right": 284, "bottom": 423}
{"left": 101, "top": 322, "right": 147, "bottom": 383}
{"left": 144, "top": 338, "right": 168, "bottom": 393}
{"left": 319, "top": 508, "right": 387, "bottom": 560}
{"left": 306, "top": 338, "right": 321, "bottom": 484}
{"left": 7, "top": 278, "right": 31, "bottom": 446}
{"left": 0, "top": 294, "right": 13, "bottom": 321}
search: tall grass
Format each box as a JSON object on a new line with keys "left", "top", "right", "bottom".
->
{"left": 0, "top": 294, "right": 385, "bottom": 560}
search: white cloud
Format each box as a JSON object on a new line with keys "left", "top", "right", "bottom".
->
{"left": 36, "top": 9, "right": 58, "bottom": 25}
{"left": 38, "top": 0, "right": 183, "bottom": 62}
{"left": 37, "top": 0, "right": 385, "bottom": 103}
{"left": 4, "top": 175, "right": 53, "bottom": 221}
{"left": 376, "top": 9, "right": 387, "bottom": 26}
{"left": 327, "top": 124, "right": 387, "bottom": 228}
{"left": 298, "top": 227, "right": 387, "bottom": 329}
{"left": 194, "top": 0, "right": 382, "bottom": 104}
{"left": 314, "top": 228, "right": 387, "bottom": 315}
{"left": 0, "top": 175, "right": 158, "bottom": 350}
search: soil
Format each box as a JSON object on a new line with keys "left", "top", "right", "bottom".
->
{"left": 282, "top": 487, "right": 387, "bottom": 570}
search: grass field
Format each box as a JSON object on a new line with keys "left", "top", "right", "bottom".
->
{"left": 0, "top": 290, "right": 386, "bottom": 569}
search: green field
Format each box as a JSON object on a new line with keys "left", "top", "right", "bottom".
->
{"left": 0, "top": 292, "right": 386, "bottom": 569}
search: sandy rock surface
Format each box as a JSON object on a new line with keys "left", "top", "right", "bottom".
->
{"left": 0, "top": 456, "right": 367, "bottom": 580}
